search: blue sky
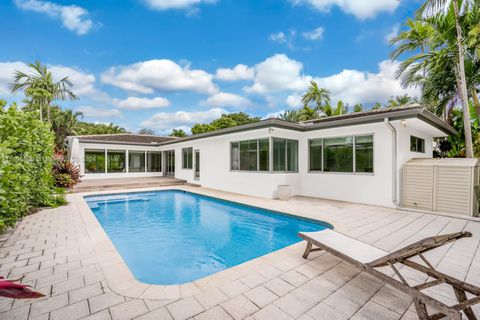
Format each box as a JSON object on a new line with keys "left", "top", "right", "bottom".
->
{"left": 0, "top": 0, "right": 421, "bottom": 134}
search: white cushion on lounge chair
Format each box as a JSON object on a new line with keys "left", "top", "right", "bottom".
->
{"left": 300, "top": 229, "right": 388, "bottom": 264}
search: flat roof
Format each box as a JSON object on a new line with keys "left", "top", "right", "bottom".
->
{"left": 71, "top": 106, "right": 456, "bottom": 147}
{"left": 71, "top": 134, "right": 178, "bottom": 146}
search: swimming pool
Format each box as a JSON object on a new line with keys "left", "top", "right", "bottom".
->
{"left": 85, "top": 190, "right": 330, "bottom": 285}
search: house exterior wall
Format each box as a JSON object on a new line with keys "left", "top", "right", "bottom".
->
{"left": 75, "top": 118, "right": 444, "bottom": 208}
{"left": 78, "top": 142, "right": 164, "bottom": 180}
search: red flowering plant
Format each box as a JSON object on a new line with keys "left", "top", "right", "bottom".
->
{"left": 0, "top": 277, "right": 44, "bottom": 299}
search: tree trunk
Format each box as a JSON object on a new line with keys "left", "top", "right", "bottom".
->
{"left": 453, "top": 1, "right": 474, "bottom": 158}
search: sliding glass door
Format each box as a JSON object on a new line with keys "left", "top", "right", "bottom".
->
{"left": 164, "top": 150, "right": 175, "bottom": 176}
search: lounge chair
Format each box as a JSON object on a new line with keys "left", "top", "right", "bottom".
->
{"left": 299, "top": 230, "right": 479, "bottom": 320}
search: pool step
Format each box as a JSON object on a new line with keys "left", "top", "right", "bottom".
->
{"left": 70, "top": 177, "right": 186, "bottom": 193}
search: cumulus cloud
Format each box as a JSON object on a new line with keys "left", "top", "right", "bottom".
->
{"left": 242, "top": 54, "right": 418, "bottom": 107}
{"left": 215, "top": 64, "right": 254, "bottom": 81}
{"left": 141, "top": 108, "right": 227, "bottom": 131}
{"left": 143, "top": 0, "right": 216, "bottom": 11}
{"left": 14, "top": 0, "right": 95, "bottom": 35}
{"left": 315, "top": 60, "right": 419, "bottom": 105}
{"left": 101, "top": 59, "right": 218, "bottom": 95}
{"left": 76, "top": 106, "right": 122, "bottom": 118}
{"left": 244, "top": 54, "right": 312, "bottom": 94}
{"left": 285, "top": 94, "right": 302, "bottom": 107}
{"left": 202, "top": 92, "right": 252, "bottom": 108}
{"left": 303, "top": 27, "right": 325, "bottom": 41}
{"left": 113, "top": 96, "right": 170, "bottom": 110}
{"left": 290, "top": 0, "right": 400, "bottom": 19}
{"left": 0, "top": 61, "right": 97, "bottom": 99}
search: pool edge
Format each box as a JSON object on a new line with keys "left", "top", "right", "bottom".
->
{"left": 72, "top": 185, "right": 343, "bottom": 300}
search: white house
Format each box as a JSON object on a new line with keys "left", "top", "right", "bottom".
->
{"left": 68, "top": 105, "right": 455, "bottom": 208}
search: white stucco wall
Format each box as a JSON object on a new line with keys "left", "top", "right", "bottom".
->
{"left": 75, "top": 117, "right": 447, "bottom": 208}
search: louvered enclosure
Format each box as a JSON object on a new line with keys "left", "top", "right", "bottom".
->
{"left": 402, "top": 158, "right": 480, "bottom": 217}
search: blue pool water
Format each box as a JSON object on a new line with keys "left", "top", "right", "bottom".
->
{"left": 85, "top": 190, "right": 330, "bottom": 285}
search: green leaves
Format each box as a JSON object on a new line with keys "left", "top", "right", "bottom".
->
{"left": 0, "top": 104, "right": 65, "bottom": 231}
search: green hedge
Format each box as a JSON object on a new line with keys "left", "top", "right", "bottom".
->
{"left": 0, "top": 104, "right": 65, "bottom": 231}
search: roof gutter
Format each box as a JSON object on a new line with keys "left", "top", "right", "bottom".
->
{"left": 384, "top": 118, "right": 399, "bottom": 207}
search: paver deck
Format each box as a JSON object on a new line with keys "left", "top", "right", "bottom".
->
{"left": 1, "top": 185, "right": 480, "bottom": 320}
{"left": 71, "top": 176, "right": 186, "bottom": 193}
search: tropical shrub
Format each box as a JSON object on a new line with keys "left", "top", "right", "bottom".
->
{"left": 53, "top": 155, "right": 80, "bottom": 188}
{"left": 0, "top": 103, "right": 65, "bottom": 230}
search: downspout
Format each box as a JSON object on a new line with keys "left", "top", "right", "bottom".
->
{"left": 384, "top": 118, "right": 399, "bottom": 207}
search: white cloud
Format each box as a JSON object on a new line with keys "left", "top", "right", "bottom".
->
{"left": 215, "top": 64, "right": 254, "bottom": 81}
{"left": 269, "top": 32, "right": 288, "bottom": 44}
{"left": 244, "top": 54, "right": 312, "bottom": 94}
{"left": 101, "top": 59, "right": 218, "bottom": 95}
{"left": 114, "top": 96, "right": 170, "bottom": 110}
{"left": 263, "top": 110, "right": 284, "bottom": 119}
{"left": 385, "top": 24, "right": 400, "bottom": 43}
{"left": 143, "top": 0, "right": 216, "bottom": 10}
{"left": 303, "top": 27, "right": 325, "bottom": 41}
{"left": 314, "top": 60, "right": 419, "bottom": 105}
{"left": 76, "top": 106, "right": 122, "bottom": 118}
{"left": 14, "top": 0, "right": 95, "bottom": 35}
{"left": 290, "top": 0, "right": 400, "bottom": 19}
{"left": 141, "top": 107, "right": 227, "bottom": 131}
{"left": 243, "top": 54, "right": 418, "bottom": 108}
{"left": 202, "top": 92, "right": 252, "bottom": 108}
{"left": 285, "top": 94, "right": 302, "bottom": 107}
{"left": 0, "top": 61, "right": 97, "bottom": 99}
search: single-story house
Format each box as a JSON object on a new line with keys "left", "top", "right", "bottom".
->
{"left": 68, "top": 105, "right": 456, "bottom": 208}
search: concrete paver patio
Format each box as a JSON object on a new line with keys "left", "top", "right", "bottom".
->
{"left": 1, "top": 185, "right": 480, "bottom": 320}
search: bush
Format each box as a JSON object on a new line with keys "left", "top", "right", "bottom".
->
{"left": 0, "top": 104, "right": 66, "bottom": 230}
{"left": 53, "top": 154, "right": 80, "bottom": 188}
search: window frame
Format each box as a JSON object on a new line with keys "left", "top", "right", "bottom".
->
{"left": 410, "top": 135, "right": 425, "bottom": 153}
{"left": 230, "top": 137, "right": 298, "bottom": 173}
{"left": 308, "top": 133, "right": 375, "bottom": 175}
{"left": 182, "top": 147, "right": 193, "bottom": 169}
{"left": 84, "top": 148, "right": 106, "bottom": 174}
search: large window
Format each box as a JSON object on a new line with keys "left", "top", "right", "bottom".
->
{"left": 355, "top": 135, "right": 374, "bottom": 173}
{"left": 182, "top": 148, "right": 193, "bottom": 169}
{"left": 128, "top": 151, "right": 145, "bottom": 173}
{"left": 410, "top": 136, "right": 425, "bottom": 153}
{"left": 147, "top": 152, "right": 162, "bottom": 172}
{"left": 309, "top": 140, "right": 322, "bottom": 171}
{"left": 240, "top": 140, "right": 258, "bottom": 171}
{"left": 85, "top": 149, "right": 105, "bottom": 173}
{"left": 231, "top": 139, "right": 269, "bottom": 172}
{"left": 309, "top": 135, "right": 374, "bottom": 174}
{"left": 324, "top": 137, "right": 354, "bottom": 172}
{"left": 273, "top": 138, "right": 298, "bottom": 172}
{"left": 107, "top": 150, "right": 126, "bottom": 173}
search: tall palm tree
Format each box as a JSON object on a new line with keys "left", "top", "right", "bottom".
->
{"left": 301, "top": 80, "right": 331, "bottom": 117}
{"left": 417, "top": 0, "right": 474, "bottom": 157}
{"left": 10, "top": 61, "right": 78, "bottom": 123}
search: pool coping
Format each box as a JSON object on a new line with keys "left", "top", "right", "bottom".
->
{"left": 72, "top": 185, "right": 344, "bottom": 301}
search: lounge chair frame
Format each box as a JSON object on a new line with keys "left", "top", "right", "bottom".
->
{"left": 300, "top": 231, "right": 479, "bottom": 320}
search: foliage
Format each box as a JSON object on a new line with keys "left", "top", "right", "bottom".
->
{"left": 0, "top": 102, "right": 65, "bottom": 230}
{"left": 52, "top": 153, "right": 81, "bottom": 188}
{"left": 73, "top": 121, "right": 127, "bottom": 135}
{"left": 138, "top": 128, "right": 155, "bottom": 135}
{"left": 191, "top": 112, "right": 260, "bottom": 135}
{"left": 170, "top": 128, "right": 187, "bottom": 137}
{"left": 391, "top": 1, "right": 478, "bottom": 157}
{"left": 10, "top": 60, "right": 78, "bottom": 123}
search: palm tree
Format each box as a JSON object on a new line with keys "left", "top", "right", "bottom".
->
{"left": 353, "top": 104, "right": 363, "bottom": 112}
{"left": 321, "top": 100, "right": 347, "bottom": 117}
{"left": 301, "top": 80, "right": 331, "bottom": 117}
{"left": 279, "top": 109, "right": 302, "bottom": 122}
{"left": 417, "top": 0, "right": 474, "bottom": 157}
{"left": 10, "top": 61, "right": 78, "bottom": 123}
